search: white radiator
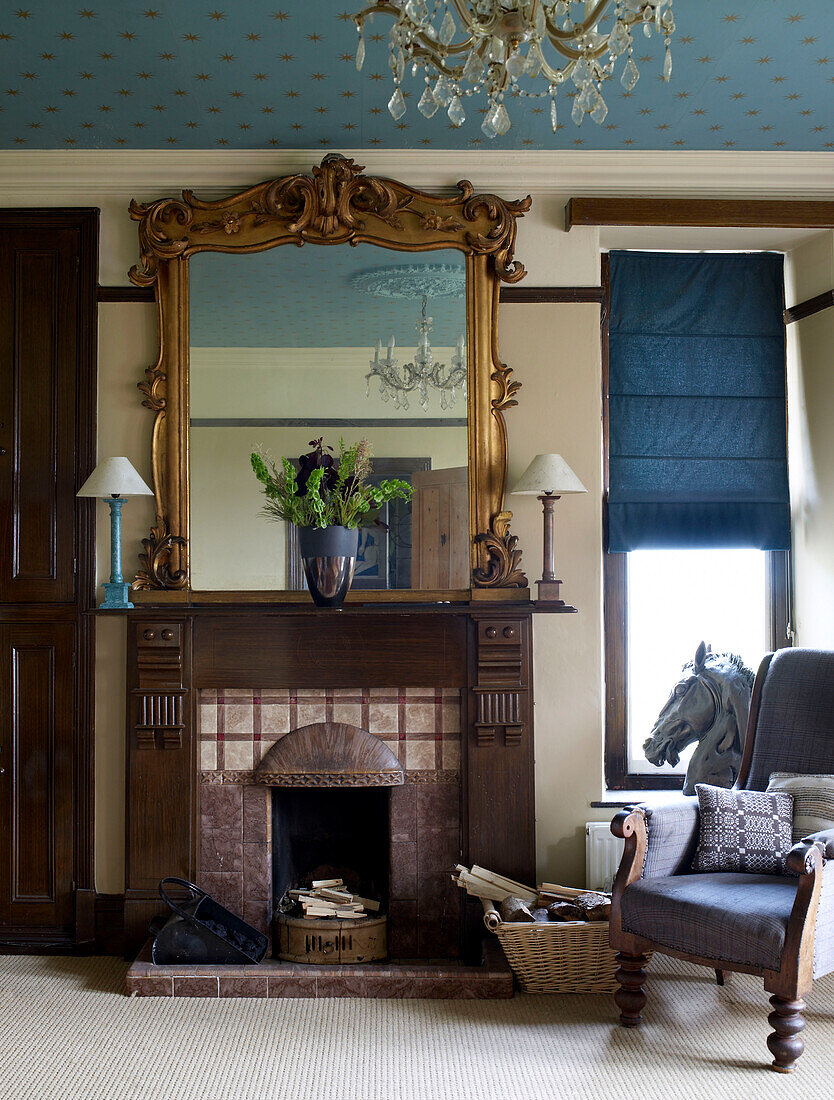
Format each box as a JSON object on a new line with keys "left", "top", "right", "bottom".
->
{"left": 585, "top": 822, "right": 624, "bottom": 893}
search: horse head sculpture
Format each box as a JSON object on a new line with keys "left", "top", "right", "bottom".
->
{"left": 643, "top": 641, "right": 754, "bottom": 796}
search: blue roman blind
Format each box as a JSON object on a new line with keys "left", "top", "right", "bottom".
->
{"left": 607, "top": 250, "right": 790, "bottom": 552}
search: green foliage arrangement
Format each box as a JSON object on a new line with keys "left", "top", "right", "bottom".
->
{"left": 250, "top": 437, "right": 412, "bottom": 530}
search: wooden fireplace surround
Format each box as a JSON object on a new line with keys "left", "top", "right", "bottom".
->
{"left": 123, "top": 601, "right": 541, "bottom": 956}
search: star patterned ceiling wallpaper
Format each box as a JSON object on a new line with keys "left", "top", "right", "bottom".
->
{"left": 0, "top": 1, "right": 832, "bottom": 151}
{"left": 190, "top": 246, "right": 466, "bottom": 348}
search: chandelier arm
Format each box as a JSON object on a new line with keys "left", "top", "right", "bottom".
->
{"left": 542, "top": 0, "right": 613, "bottom": 42}
{"left": 449, "top": 0, "right": 500, "bottom": 39}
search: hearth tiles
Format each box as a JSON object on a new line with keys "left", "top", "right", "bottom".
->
{"left": 126, "top": 939, "right": 513, "bottom": 999}
{"left": 199, "top": 687, "right": 461, "bottom": 777}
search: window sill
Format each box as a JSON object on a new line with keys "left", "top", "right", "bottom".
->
{"left": 591, "top": 790, "right": 694, "bottom": 809}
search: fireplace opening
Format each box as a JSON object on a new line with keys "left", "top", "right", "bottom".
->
{"left": 273, "top": 785, "right": 389, "bottom": 899}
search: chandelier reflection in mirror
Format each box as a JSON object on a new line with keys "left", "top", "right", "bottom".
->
{"left": 353, "top": 1, "right": 675, "bottom": 138}
{"left": 352, "top": 264, "right": 467, "bottom": 412}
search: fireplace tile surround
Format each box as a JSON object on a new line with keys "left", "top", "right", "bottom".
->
{"left": 198, "top": 687, "right": 464, "bottom": 959}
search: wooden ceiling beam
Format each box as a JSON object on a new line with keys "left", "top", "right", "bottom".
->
{"left": 565, "top": 197, "right": 834, "bottom": 231}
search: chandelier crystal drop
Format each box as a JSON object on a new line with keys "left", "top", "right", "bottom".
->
{"left": 353, "top": 1, "right": 675, "bottom": 138}
{"left": 365, "top": 295, "right": 467, "bottom": 412}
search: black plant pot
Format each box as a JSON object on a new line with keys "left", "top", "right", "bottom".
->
{"left": 297, "top": 525, "right": 359, "bottom": 608}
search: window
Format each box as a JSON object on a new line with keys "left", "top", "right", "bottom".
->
{"left": 602, "top": 251, "right": 792, "bottom": 791}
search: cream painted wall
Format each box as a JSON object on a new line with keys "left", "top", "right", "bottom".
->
{"left": 191, "top": 424, "right": 468, "bottom": 590}
{"left": 786, "top": 232, "right": 834, "bottom": 651}
{"left": 5, "top": 150, "right": 830, "bottom": 893}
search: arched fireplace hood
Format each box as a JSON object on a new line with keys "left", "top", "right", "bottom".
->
{"left": 255, "top": 722, "right": 405, "bottom": 788}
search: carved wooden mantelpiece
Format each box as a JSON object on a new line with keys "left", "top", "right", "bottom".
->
{"left": 122, "top": 603, "right": 538, "bottom": 955}
{"left": 128, "top": 153, "right": 532, "bottom": 597}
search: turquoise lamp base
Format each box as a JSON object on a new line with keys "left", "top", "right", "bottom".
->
{"left": 101, "top": 581, "right": 134, "bottom": 610}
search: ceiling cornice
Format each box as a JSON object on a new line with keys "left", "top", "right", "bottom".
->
{"left": 0, "top": 150, "right": 832, "bottom": 200}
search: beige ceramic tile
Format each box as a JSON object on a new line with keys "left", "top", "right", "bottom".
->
{"left": 381, "top": 739, "right": 402, "bottom": 764}
{"left": 260, "top": 704, "right": 291, "bottom": 736}
{"left": 296, "top": 702, "right": 326, "bottom": 726}
{"left": 296, "top": 688, "right": 326, "bottom": 702}
{"left": 201, "top": 689, "right": 217, "bottom": 703}
{"left": 200, "top": 741, "right": 217, "bottom": 770}
{"left": 333, "top": 702, "right": 362, "bottom": 726}
{"left": 259, "top": 689, "right": 289, "bottom": 703}
{"left": 442, "top": 704, "right": 461, "bottom": 733}
{"left": 199, "top": 704, "right": 217, "bottom": 737}
{"left": 405, "top": 703, "right": 435, "bottom": 735}
{"left": 260, "top": 739, "right": 277, "bottom": 758}
{"left": 369, "top": 687, "right": 398, "bottom": 700}
{"left": 442, "top": 740, "right": 461, "bottom": 771}
{"left": 224, "top": 688, "right": 254, "bottom": 701}
{"left": 331, "top": 688, "right": 365, "bottom": 699}
{"left": 404, "top": 687, "right": 435, "bottom": 698}
{"left": 405, "top": 741, "right": 437, "bottom": 771}
{"left": 224, "top": 703, "right": 254, "bottom": 734}
{"left": 368, "top": 702, "right": 398, "bottom": 735}
{"left": 224, "top": 741, "right": 254, "bottom": 771}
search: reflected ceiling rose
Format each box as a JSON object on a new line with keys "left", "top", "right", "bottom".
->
{"left": 353, "top": 1, "right": 675, "bottom": 138}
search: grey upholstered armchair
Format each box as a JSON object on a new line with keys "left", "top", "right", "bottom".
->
{"left": 610, "top": 648, "right": 834, "bottom": 1073}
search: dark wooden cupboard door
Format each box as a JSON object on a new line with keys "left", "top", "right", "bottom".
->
{"left": 0, "top": 623, "right": 75, "bottom": 932}
{"left": 0, "top": 229, "right": 80, "bottom": 604}
{"left": 0, "top": 211, "right": 97, "bottom": 949}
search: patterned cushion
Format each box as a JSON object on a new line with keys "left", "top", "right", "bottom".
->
{"left": 693, "top": 784, "right": 794, "bottom": 874}
{"left": 621, "top": 872, "right": 796, "bottom": 971}
{"left": 766, "top": 773, "right": 834, "bottom": 842}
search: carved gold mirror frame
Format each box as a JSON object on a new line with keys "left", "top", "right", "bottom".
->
{"left": 129, "top": 154, "right": 530, "bottom": 596}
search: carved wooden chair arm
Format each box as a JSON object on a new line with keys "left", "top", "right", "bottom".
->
{"left": 797, "top": 829, "right": 834, "bottom": 861}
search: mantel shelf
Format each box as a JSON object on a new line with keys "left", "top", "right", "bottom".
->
{"left": 89, "top": 598, "right": 578, "bottom": 616}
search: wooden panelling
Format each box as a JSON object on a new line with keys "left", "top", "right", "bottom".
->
{"left": 566, "top": 197, "right": 834, "bottom": 230}
{"left": 783, "top": 289, "right": 834, "bottom": 325}
{"left": 0, "top": 623, "right": 75, "bottom": 933}
{"left": 192, "top": 613, "right": 468, "bottom": 689}
{"left": 500, "top": 285, "right": 605, "bottom": 304}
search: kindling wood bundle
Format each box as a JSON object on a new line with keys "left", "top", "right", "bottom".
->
{"left": 288, "top": 879, "right": 381, "bottom": 921}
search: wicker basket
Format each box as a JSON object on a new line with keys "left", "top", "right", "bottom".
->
{"left": 482, "top": 893, "right": 618, "bottom": 995}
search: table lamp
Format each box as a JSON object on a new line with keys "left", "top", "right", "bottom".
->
{"left": 511, "top": 454, "right": 586, "bottom": 604}
{"left": 77, "top": 457, "right": 154, "bottom": 610}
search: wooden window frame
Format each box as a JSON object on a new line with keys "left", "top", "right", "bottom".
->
{"left": 600, "top": 253, "right": 792, "bottom": 792}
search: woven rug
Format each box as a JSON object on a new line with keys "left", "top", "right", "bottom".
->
{"left": 1, "top": 954, "right": 833, "bottom": 1099}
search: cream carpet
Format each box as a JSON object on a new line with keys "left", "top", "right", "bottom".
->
{"left": 2, "top": 955, "right": 833, "bottom": 1100}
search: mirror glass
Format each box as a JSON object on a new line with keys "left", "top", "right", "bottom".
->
{"left": 188, "top": 244, "right": 470, "bottom": 592}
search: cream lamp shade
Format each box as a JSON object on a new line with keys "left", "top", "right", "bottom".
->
{"left": 77, "top": 457, "right": 153, "bottom": 498}
{"left": 511, "top": 454, "right": 586, "bottom": 496}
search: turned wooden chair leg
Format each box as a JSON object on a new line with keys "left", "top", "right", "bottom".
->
{"left": 767, "top": 995, "right": 806, "bottom": 1073}
{"left": 715, "top": 968, "right": 725, "bottom": 986}
{"left": 614, "top": 951, "right": 649, "bottom": 1027}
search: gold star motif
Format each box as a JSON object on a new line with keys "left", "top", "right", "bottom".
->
{"left": 337, "top": 11, "right": 352, "bottom": 21}
{"left": 115, "top": 137, "right": 126, "bottom": 144}
{"left": 186, "top": 121, "right": 199, "bottom": 128}
{"left": 99, "top": 104, "right": 111, "bottom": 111}
{"left": 219, "top": 52, "right": 235, "bottom": 62}
{"left": 166, "top": 136, "right": 179, "bottom": 144}
{"left": 99, "top": 51, "right": 114, "bottom": 61}
{"left": 59, "top": 31, "right": 75, "bottom": 41}
{"left": 254, "top": 72, "right": 267, "bottom": 81}
{"left": 261, "top": 105, "right": 274, "bottom": 113}
{"left": 208, "top": 10, "right": 225, "bottom": 21}
{"left": 723, "top": 13, "right": 739, "bottom": 23}
{"left": 673, "top": 138, "right": 686, "bottom": 146}
{"left": 343, "top": 121, "right": 356, "bottom": 130}
{"left": 196, "top": 72, "right": 211, "bottom": 81}
{"left": 319, "top": 137, "right": 330, "bottom": 145}
{"left": 678, "top": 35, "right": 694, "bottom": 44}
{"left": 216, "top": 137, "right": 229, "bottom": 144}
{"left": 761, "top": 124, "right": 772, "bottom": 132}
{"left": 756, "top": 57, "right": 772, "bottom": 64}
{"left": 40, "top": 52, "right": 55, "bottom": 60}
{"left": 771, "top": 74, "right": 785, "bottom": 83}
{"left": 817, "top": 57, "right": 832, "bottom": 65}
{"left": 183, "top": 33, "right": 200, "bottom": 42}
{"left": 368, "top": 137, "right": 382, "bottom": 145}
{"left": 152, "top": 104, "right": 166, "bottom": 112}
{"left": 78, "top": 8, "right": 96, "bottom": 17}
{"left": 174, "top": 88, "right": 187, "bottom": 97}
{"left": 745, "top": 109, "right": 759, "bottom": 116}
{"left": 14, "top": 9, "right": 31, "bottom": 18}
{"left": 245, "top": 32, "right": 260, "bottom": 42}
{"left": 339, "top": 53, "right": 353, "bottom": 63}
{"left": 272, "top": 11, "right": 289, "bottom": 20}
{"left": 311, "top": 71, "right": 326, "bottom": 81}
{"left": 307, "top": 32, "right": 323, "bottom": 42}
{"left": 714, "top": 74, "right": 729, "bottom": 83}
{"left": 207, "top": 105, "right": 221, "bottom": 114}
{"left": 62, "top": 88, "right": 76, "bottom": 97}
{"left": 137, "top": 70, "right": 152, "bottom": 80}
{"left": 81, "top": 121, "right": 94, "bottom": 129}
{"left": 279, "top": 52, "right": 294, "bottom": 62}
{"left": 229, "top": 89, "right": 243, "bottom": 98}
{"left": 120, "top": 30, "right": 136, "bottom": 40}
{"left": 118, "top": 88, "right": 131, "bottom": 96}
{"left": 730, "top": 91, "right": 745, "bottom": 100}
{"left": 314, "top": 105, "right": 328, "bottom": 114}
{"left": 739, "top": 36, "right": 756, "bottom": 45}
{"left": 697, "top": 56, "right": 712, "bottom": 64}
{"left": 801, "top": 36, "right": 819, "bottom": 45}
{"left": 239, "top": 122, "right": 251, "bottom": 131}
{"left": 291, "top": 122, "right": 303, "bottom": 131}
{"left": 143, "top": 9, "right": 161, "bottom": 18}
{"left": 420, "top": 137, "right": 432, "bottom": 144}
{"left": 722, "top": 139, "right": 735, "bottom": 147}
{"left": 0, "top": 33, "right": 14, "bottom": 42}
{"left": 22, "top": 70, "right": 36, "bottom": 80}
{"left": 341, "top": 89, "right": 356, "bottom": 98}
{"left": 709, "top": 124, "right": 722, "bottom": 131}
{"left": 786, "top": 13, "right": 804, "bottom": 23}
{"left": 159, "top": 51, "right": 175, "bottom": 61}
{"left": 284, "top": 89, "right": 299, "bottom": 98}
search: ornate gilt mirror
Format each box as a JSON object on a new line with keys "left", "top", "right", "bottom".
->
{"left": 128, "top": 154, "right": 530, "bottom": 599}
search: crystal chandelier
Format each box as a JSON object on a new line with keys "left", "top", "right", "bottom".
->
{"left": 366, "top": 295, "right": 467, "bottom": 411}
{"left": 353, "top": 1, "right": 675, "bottom": 138}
